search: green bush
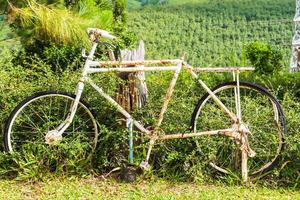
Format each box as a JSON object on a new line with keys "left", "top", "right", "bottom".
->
{"left": 13, "top": 40, "right": 83, "bottom": 72}
{"left": 244, "top": 41, "right": 284, "bottom": 75}
{"left": 0, "top": 45, "right": 146, "bottom": 179}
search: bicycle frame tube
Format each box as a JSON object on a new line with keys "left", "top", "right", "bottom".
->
{"left": 84, "top": 63, "right": 240, "bottom": 137}
{"left": 184, "top": 62, "right": 238, "bottom": 122}
{"left": 56, "top": 41, "right": 254, "bottom": 140}
{"left": 88, "top": 78, "right": 151, "bottom": 135}
{"left": 233, "top": 71, "right": 242, "bottom": 122}
{"left": 156, "top": 62, "right": 182, "bottom": 127}
{"left": 86, "top": 60, "right": 184, "bottom": 135}
{"left": 87, "top": 77, "right": 238, "bottom": 140}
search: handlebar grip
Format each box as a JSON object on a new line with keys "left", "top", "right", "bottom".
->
{"left": 100, "top": 30, "right": 116, "bottom": 40}
{"left": 87, "top": 28, "right": 116, "bottom": 41}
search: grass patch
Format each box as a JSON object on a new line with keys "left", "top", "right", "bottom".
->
{"left": 0, "top": 177, "right": 299, "bottom": 199}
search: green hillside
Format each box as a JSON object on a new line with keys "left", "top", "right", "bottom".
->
{"left": 127, "top": 0, "right": 294, "bottom": 67}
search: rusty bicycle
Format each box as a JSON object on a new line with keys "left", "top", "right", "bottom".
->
{"left": 3, "top": 28, "right": 286, "bottom": 182}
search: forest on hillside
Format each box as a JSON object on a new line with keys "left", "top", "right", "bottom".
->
{"left": 127, "top": 0, "right": 294, "bottom": 67}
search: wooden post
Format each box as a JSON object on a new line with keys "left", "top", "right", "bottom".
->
{"left": 115, "top": 40, "right": 148, "bottom": 112}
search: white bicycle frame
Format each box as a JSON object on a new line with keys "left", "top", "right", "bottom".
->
{"left": 52, "top": 42, "right": 255, "bottom": 181}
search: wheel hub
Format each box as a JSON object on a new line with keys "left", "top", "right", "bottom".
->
{"left": 45, "top": 130, "right": 62, "bottom": 145}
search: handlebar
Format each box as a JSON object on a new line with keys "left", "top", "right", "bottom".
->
{"left": 87, "top": 28, "right": 116, "bottom": 41}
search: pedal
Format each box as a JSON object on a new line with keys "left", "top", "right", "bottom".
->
{"left": 140, "top": 161, "right": 151, "bottom": 171}
{"left": 120, "top": 166, "right": 140, "bottom": 183}
{"left": 45, "top": 130, "right": 62, "bottom": 145}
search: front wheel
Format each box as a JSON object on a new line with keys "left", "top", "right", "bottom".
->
{"left": 191, "top": 82, "right": 286, "bottom": 178}
{"left": 4, "top": 91, "right": 99, "bottom": 155}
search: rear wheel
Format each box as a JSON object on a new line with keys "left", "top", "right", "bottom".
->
{"left": 4, "top": 91, "right": 98, "bottom": 156}
{"left": 191, "top": 82, "right": 286, "bottom": 178}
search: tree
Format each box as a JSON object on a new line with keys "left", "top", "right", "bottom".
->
{"left": 8, "top": 0, "right": 113, "bottom": 46}
{"left": 245, "top": 41, "right": 284, "bottom": 75}
{"left": 111, "top": 0, "right": 126, "bottom": 33}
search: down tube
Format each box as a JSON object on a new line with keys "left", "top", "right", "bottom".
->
{"left": 87, "top": 78, "right": 151, "bottom": 135}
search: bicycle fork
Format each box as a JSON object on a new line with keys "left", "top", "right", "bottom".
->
{"left": 45, "top": 79, "right": 86, "bottom": 145}
{"left": 45, "top": 43, "right": 99, "bottom": 144}
{"left": 233, "top": 71, "right": 257, "bottom": 182}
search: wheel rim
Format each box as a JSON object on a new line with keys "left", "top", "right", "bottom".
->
{"left": 193, "top": 83, "right": 285, "bottom": 177}
{"left": 6, "top": 93, "right": 98, "bottom": 154}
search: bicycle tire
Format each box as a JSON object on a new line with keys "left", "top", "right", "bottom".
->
{"left": 190, "top": 81, "right": 286, "bottom": 177}
{"left": 4, "top": 91, "right": 99, "bottom": 154}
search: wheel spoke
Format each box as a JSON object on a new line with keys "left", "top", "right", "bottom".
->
{"left": 4, "top": 92, "right": 98, "bottom": 154}
{"left": 192, "top": 82, "right": 285, "bottom": 178}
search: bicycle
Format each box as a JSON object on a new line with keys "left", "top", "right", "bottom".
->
{"left": 3, "top": 28, "right": 286, "bottom": 182}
